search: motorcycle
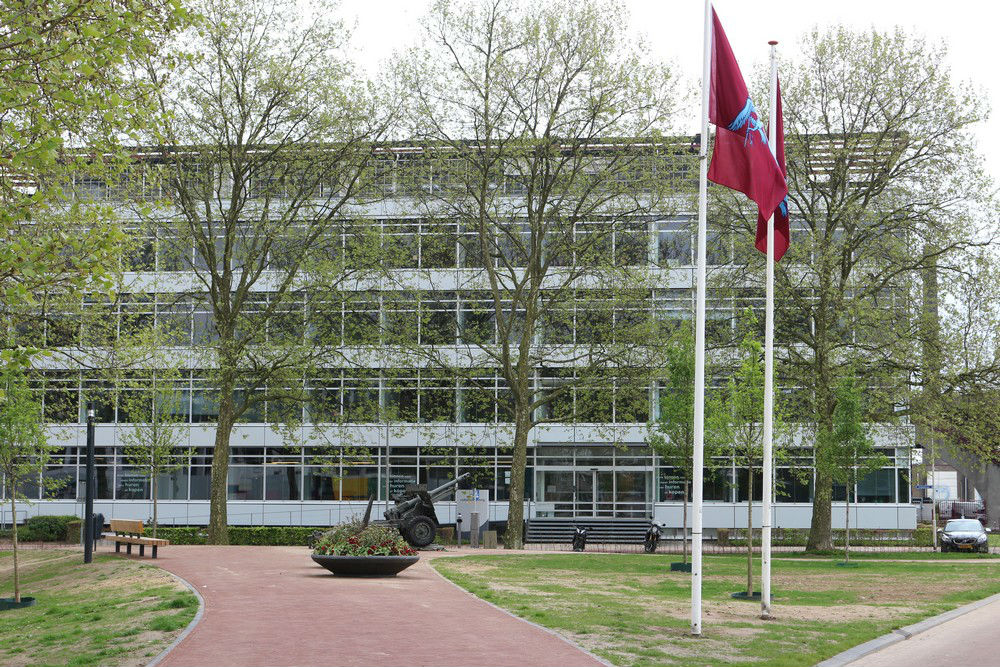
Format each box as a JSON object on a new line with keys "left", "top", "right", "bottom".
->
{"left": 644, "top": 520, "right": 667, "bottom": 553}
{"left": 571, "top": 525, "right": 590, "bottom": 552}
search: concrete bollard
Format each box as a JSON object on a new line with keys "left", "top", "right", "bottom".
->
{"left": 470, "top": 512, "right": 479, "bottom": 548}
{"left": 483, "top": 530, "right": 498, "bottom": 549}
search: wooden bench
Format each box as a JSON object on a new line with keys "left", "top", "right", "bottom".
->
{"left": 104, "top": 519, "right": 169, "bottom": 559}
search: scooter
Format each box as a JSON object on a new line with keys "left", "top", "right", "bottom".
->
{"left": 644, "top": 520, "right": 667, "bottom": 553}
{"left": 571, "top": 525, "right": 590, "bottom": 552}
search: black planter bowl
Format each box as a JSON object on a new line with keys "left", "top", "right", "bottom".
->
{"left": 311, "top": 554, "right": 419, "bottom": 577}
{"left": 670, "top": 562, "right": 692, "bottom": 572}
{"left": 0, "top": 597, "right": 36, "bottom": 611}
{"left": 730, "top": 591, "right": 774, "bottom": 601}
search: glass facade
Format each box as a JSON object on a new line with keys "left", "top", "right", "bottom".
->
{"left": 3, "top": 156, "right": 915, "bottom": 525}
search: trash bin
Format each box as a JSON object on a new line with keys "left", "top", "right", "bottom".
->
{"left": 91, "top": 513, "right": 105, "bottom": 549}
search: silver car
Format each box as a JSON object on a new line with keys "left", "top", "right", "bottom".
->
{"left": 939, "top": 519, "right": 992, "bottom": 553}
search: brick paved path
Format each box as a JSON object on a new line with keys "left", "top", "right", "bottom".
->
{"left": 143, "top": 545, "right": 605, "bottom": 667}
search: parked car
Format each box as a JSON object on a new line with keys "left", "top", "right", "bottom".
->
{"left": 939, "top": 519, "right": 992, "bottom": 553}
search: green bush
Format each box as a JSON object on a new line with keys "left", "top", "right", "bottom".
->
{"left": 143, "top": 527, "right": 208, "bottom": 544}
{"left": 231, "top": 526, "right": 317, "bottom": 546}
{"left": 725, "top": 527, "right": 924, "bottom": 548}
{"left": 143, "top": 525, "right": 318, "bottom": 546}
{"left": 20, "top": 515, "right": 80, "bottom": 542}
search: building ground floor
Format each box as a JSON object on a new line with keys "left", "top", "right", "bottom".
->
{"left": 1, "top": 423, "right": 918, "bottom": 532}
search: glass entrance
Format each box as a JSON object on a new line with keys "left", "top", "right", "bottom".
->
{"left": 536, "top": 468, "right": 651, "bottom": 518}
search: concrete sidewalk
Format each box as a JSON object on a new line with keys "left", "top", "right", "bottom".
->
{"left": 138, "top": 545, "right": 605, "bottom": 667}
{"left": 846, "top": 594, "right": 1000, "bottom": 667}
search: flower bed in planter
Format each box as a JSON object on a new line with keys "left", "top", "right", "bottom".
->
{"left": 311, "top": 521, "right": 419, "bottom": 577}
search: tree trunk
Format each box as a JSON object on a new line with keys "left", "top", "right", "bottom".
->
{"left": 208, "top": 381, "right": 236, "bottom": 544}
{"left": 152, "top": 471, "right": 158, "bottom": 540}
{"left": 682, "top": 477, "right": 689, "bottom": 564}
{"left": 747, "top": 470, "right": 754, "bottom": 596}
{"left": 505, "top": 405, "right": 532, "bottom": 550}
{"left": 10, "top": 496, "right": 19, "bottom": 603}
{"left": 845, "top": 478, "right": 851, "bottom": 563}
{"left": 808, "top": 467, "right": 833, "bottom": 551}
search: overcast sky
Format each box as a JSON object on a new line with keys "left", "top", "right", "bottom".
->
{"left": 336, "top": 0, "right": 1000, "bottom": 187}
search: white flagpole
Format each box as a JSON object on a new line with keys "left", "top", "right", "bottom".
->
{"left": 691, "top": 0, "right": 711, "bottom": 637}
{"left": 761, "top": 40, "right": 779, "bottom": 620}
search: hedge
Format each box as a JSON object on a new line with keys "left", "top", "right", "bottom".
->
{"left": 16, "top": 515, "right": 81, "bottom": 542}
{"left": 720, "top": 526, "right": 932, "bottom": 548}
{"left": 144, "top": 526, "right": 318, "bottom": 546}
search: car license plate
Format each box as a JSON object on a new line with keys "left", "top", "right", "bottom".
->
{"left": 958, "top": 544, "right": 973, "bottom": 549}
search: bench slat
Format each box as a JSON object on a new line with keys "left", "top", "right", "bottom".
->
{"left": 110, "top": 535, "right": 170, "bottom": 546}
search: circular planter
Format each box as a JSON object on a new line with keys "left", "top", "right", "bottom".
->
{"left": 311, "top": 554, "right": 419, "bottom": 577}
{"left": 0, "top": 597, "right": 36, "bottom": 611}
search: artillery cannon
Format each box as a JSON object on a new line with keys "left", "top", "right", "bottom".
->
{"left": 385, "top": 472, "right": 470, "bottom": 548}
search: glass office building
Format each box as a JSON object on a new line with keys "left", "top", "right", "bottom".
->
{"left": 2, "top": 148, "right": 917, "bottom": 532}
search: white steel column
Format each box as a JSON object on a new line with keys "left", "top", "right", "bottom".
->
{"left": 691, "top": 0, "right": 712, "bottom": 637}
{"left": 761, "top": 40, "right": 779, "bottom": 620}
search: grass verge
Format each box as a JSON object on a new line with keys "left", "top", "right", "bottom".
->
{"left": 432, "top": 552, "right": 1000, "bottom": 667}
{"left": 0, "top": 549, "right": 198, "bottom": 667}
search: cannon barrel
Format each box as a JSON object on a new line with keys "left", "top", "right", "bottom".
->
{"left": 427, "top": 472, "right": 470, "bottom": 501}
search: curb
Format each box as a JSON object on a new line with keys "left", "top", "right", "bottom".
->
{"left": 146, "top": 568, "right": 206, "bottom": 667}
{"left": 428, "top": 558, "right": 614, "bottom": 667}
{"left": 814, "top": 591, "right": 1000, "bottom": 667}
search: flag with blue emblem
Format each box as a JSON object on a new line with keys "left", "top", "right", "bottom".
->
{"left": 706, "top": 8, "right": 789, "bottom": 260}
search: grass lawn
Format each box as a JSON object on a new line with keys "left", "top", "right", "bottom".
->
{"left": 432, "top": 552, "right": 1000, "bottom": 667}
{"left": 0, "top": 549, "right": 198, "bottom": 667}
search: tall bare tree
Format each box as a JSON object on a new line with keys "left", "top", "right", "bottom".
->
{"left": 714, "top": 27, "right": 994, "bottom": 551}
{"left": 144, "top": 0, "right": 396, "bottom": 543}
{"left": 394, "top": 0, "right": 684, "bottom": 547}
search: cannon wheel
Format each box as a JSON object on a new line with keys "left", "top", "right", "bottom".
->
{"left": 404, "top": 516, "right": 437, "bottom": 548}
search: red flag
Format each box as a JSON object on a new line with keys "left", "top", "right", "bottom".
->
{"left": 705, "top": 8, "right": 788, "bottom": 261}
{"left": 755, "top": 79, "right": 790, "bottom": 260}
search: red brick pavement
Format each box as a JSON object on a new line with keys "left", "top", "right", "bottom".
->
{"left": 140, "top": 545, "right": 606, "bottom": 667}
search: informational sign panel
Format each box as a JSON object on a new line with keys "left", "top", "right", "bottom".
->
{"left": 118, "top": 475, "right": 147, "bottom": 498}
{"left": 388, "top": 474, "right": 418, "bottom": 500}
{"left": 658, "top": 472, "right": 685, "bottom": 502}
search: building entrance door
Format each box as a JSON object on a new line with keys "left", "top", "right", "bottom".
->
{"left": 536, "top": 468, "right": 651, "bottom": 518}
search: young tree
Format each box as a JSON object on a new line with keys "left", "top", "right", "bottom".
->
{"left": 709, "top": 310, "right": 786, "bottom": 597}
{"left": 117, "top": 365, "right": 191, "bottom": 539}
{"left": 144, "top": 0, "right": 395, "bottom": 543}
{"left": 713, "top": 27, "right": 994, "bottom": 551}
{"left": 821, "top": 374, "right": 889, "bottom": 563}
{"left": 1, "top": 0, "right": 188, "bottom": 357}
{"left": 396, "top": 0, "right": 683, "bottom": 548}
{"left": 648, "top": 324, "right": 717, "bottom": 564}
{"left": 0, "top": 361, "right": 54, "bottom": 604}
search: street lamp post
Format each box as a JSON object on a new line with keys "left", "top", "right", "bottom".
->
{"left": 84, "top": 402, "right": 96, "bottom": 564}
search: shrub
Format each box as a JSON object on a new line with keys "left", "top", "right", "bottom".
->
{"left": 145, "top": 525, "right": 326, "bottom": 546}
{"left": 724, "top": 527, "right": 924, "bottom": 547}
{"left": 143, "top": 527, "right": 207, "bottom": 544}
{"left": 20, "top": 515, "right": 80, "bottom": 542}
{"left": 313, "top": 520, "right": 416, "bottom": 556}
